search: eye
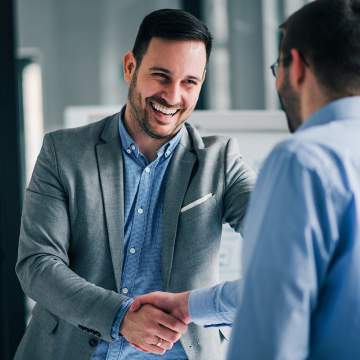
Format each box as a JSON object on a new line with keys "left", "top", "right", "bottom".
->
{"left": 184, "top": 79, "right": 199, "bottom": 87}
{"left": 152, "top": 72, "right": 170, "bottom": 82}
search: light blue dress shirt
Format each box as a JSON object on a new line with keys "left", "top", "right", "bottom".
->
{"left": 189, "top": 280, "right": 240, "bottom": 326}
{"left": 91, "top": 110, "right": 188, "bottom": 359}
{"left": 190, "top": 97, "right": 360, "bottom": 359}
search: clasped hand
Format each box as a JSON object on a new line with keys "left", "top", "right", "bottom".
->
{"left": 120, "top": 291, "right": 190, "bottom": 354}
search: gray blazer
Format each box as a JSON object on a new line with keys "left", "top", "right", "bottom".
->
{"left": 15, "top": 113, "right": 255, "bottom": 360}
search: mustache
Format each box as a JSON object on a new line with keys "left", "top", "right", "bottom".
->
{"left": 147, "top": 95, "right": 183, "bottom": 109}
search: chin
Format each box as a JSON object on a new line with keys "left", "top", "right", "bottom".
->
{"left": 147, "top": 121, "right": 178, "bottom": 137}
{"left": 142, "top": 125, "right": 171, "bottom": 140}
{"left": 154, "top": 130, "right": 176, "bottom": 139}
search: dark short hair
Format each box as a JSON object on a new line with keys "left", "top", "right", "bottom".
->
{"left": 132, "top": 8, "right": 212, "bottom": 66}
{"left": 279, "top": 0, "right": 360, "bottom": 96}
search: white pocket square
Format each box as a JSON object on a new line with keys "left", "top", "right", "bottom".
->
{"left": 180, "top": 193, "right": 213, "bottom": 213}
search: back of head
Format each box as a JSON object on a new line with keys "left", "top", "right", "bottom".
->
{"left": 132, "top": 9, "right": 213, "bottom": 66}
{"left": 280, "top": 0, "right": 360, "bottom": 97}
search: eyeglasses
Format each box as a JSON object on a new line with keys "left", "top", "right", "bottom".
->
{"left": 270, "top": 52, "right": 309, "bottom": 78}
{"left": 270, "top": 55, "right": 292, "bottom": 78}
{"left": 270, "top": 59, "right": 280, "bottom": 78}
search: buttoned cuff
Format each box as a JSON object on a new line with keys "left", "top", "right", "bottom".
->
{"left": 111, "top": 298, "right": 134, "bottom": 340}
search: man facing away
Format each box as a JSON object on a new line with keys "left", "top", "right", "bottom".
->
{"left": 14, "top": 8, "right": 255, "bottom": 360}
{"left": 132, "top": 1, "right": 360, "bottom": 359}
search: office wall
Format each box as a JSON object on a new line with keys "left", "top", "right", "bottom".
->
{"left": 16, "top": 0, "right": 310, "bottom": 131}
{"left": 16, "top": 0, "right": 180, "bottom": 133}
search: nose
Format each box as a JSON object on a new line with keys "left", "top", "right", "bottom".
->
{"left": 163, "top": 81, "right": 183, "bottom": 106}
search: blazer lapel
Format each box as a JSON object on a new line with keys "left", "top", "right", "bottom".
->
{"left": 162, "top": 128, "right": 196, "bottom": 289}
{"left": 96, "top": 115, "right": 124, "bottom": 292}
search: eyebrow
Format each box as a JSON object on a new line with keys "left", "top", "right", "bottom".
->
{"left": 149, "top": 67, "right": 202, "bottom": 82}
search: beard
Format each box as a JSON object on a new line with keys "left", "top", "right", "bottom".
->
{"left": 127, "top": 71, "right": 184, "bottom": 141}
{"left": 278, "top": 71, "right": 302, "bottom": 133}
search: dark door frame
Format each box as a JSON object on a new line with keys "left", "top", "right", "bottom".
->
{"left": 0, "top": 0, "right": 26, "bottom": 358}
{"left": 182, "top": 0, "right": 207, "bottom": 110}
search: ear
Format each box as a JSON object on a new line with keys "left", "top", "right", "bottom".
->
{"left": 123, "top": 51, "right": 137, "bottom": 83}
{"left": 288, "top": 48, "right": 307, "bottom": 90}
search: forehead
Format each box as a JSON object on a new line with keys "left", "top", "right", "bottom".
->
{"left": 139, "top": 37, "right": 207, "bottom": 77}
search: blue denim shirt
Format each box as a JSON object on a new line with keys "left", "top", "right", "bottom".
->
{"left": 91, "top": 109, "right": 188, "bottom": 359}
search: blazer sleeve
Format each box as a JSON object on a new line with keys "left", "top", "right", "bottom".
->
{"left": 16, "top": 134, "right": 127, "bottom": 342}
{"left": 222, "top": 137, "right": 256, "bottom": 234}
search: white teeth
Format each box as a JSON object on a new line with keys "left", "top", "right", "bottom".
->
{"left": 151, "top": 101, "right": 179, "bottom": 115}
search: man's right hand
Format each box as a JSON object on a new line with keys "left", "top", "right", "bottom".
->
{"left": 130, "top": 291, "right": 191, "bottom": 324}
{"left": 120, "top": 304, "right": 188, "bottom": 355}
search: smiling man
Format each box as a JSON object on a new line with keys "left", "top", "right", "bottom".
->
{"left": 123, "top": 35, "right": 207, "bottom": 161}
{"left": 14, "top": 9, "right": 255, "bottom": 360}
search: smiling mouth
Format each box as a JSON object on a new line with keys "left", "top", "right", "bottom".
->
{"left": 150, "top": 100, "right": 181, "bottom": 117}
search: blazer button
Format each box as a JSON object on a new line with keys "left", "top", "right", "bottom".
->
{"left": 89, "top": 338, "right": 98, "bottom": 347}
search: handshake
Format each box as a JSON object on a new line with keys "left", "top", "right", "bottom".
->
{"left": 120, "top": 291, "right": 191, "bottom": 355}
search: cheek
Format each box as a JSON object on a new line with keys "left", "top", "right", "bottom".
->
{"left": 184, "top": 90, "right": 201, "bottom": 109}
{"left": 136, "top": 79, "right": 161, "bottom": 100}
{"left": 275, "top": 76, "right": 281, "bottom": 91}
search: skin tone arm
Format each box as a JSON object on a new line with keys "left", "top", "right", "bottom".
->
{"left": 120, "top": 303, "right": 188, "bottom": 354}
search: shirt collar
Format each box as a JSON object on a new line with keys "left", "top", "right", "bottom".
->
{"left": 118, "top": 106, "right": 183, "bottom": 161}
{"left": 298, "top": 96, "right": 360, "bottom": 133}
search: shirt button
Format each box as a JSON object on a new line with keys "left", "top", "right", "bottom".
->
{"left": 122, "top": 287, "right": 129, "bottom": 294}
{"left": 137, "top": 208, "right": 144, "bottom": 214}
{"left": 165, "top": 151, "right": 170, "bottom": 157}
{"left": 131, "top": 145, "right": 136, "bottom": 150}
{"left": 145, "top": 167, "right": 150, "bottom": 173}
{"left": 129, "top": 247, "right": 136, "bottom": 254}
{"left": 126, "top": 149, "right": 131, "bottom": 154}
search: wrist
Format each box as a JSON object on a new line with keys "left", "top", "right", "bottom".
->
{"left": 178, "top": 291, "right": 191, "bottom": 324}
{"left": 114, "top": 298, "right": 134, "bottom": 339}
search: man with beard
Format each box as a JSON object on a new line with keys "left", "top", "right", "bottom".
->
{"left": 14, "top": 8, "right": 255, "bottom": 360}
{"left": 130, "top": 1, "right": 360, "bottom": 359}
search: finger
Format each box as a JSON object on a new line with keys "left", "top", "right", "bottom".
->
{"left": 143, "top": 336, "right": 173, "bottom": 351}
{"left": 153, "top": 324, "right": 181, "bottom": 344}
{"left": 130, "top": 299, "right": 142, "bottom": 312}
{"left": 130, "top": 294, "right": 155, "bottom": 312}
{"left": 156, "top": 310, "right": 188, "bottom": 333}
{"left": 156, "top": 338, "right": 173, "bottom": 351}
{"left": 129, "top": 342, "right": 148, "bottom": 352}
{"left": 140, "top": 342, "right": 167, "bottom": 355}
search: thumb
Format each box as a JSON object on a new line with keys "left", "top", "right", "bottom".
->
{"left": 130, "top": 298, "right": 142, "bottom": 312}
{"left": 130, "top": 292, "right": 159, "bottom": 312}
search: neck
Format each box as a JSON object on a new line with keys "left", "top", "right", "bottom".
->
{"left": 301, "top": 80, "right": 330, "bottom": 123}
{"left": 124, "top": 105, "right": 169, "bottom": 161}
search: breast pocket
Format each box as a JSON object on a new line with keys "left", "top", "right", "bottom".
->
{"left": 180, "top": 193, "right": 218, "bottom": 223}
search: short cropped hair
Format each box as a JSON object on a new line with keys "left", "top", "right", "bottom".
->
{"left": 132, "top": 9, "right": 213, "bottom": 66}
{"left": 280, "top": 0, "right": 360, "bottom": 96}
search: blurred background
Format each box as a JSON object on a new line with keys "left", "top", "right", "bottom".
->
{"left": 1, "top": 0, "right": 310, "bottom": 358}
